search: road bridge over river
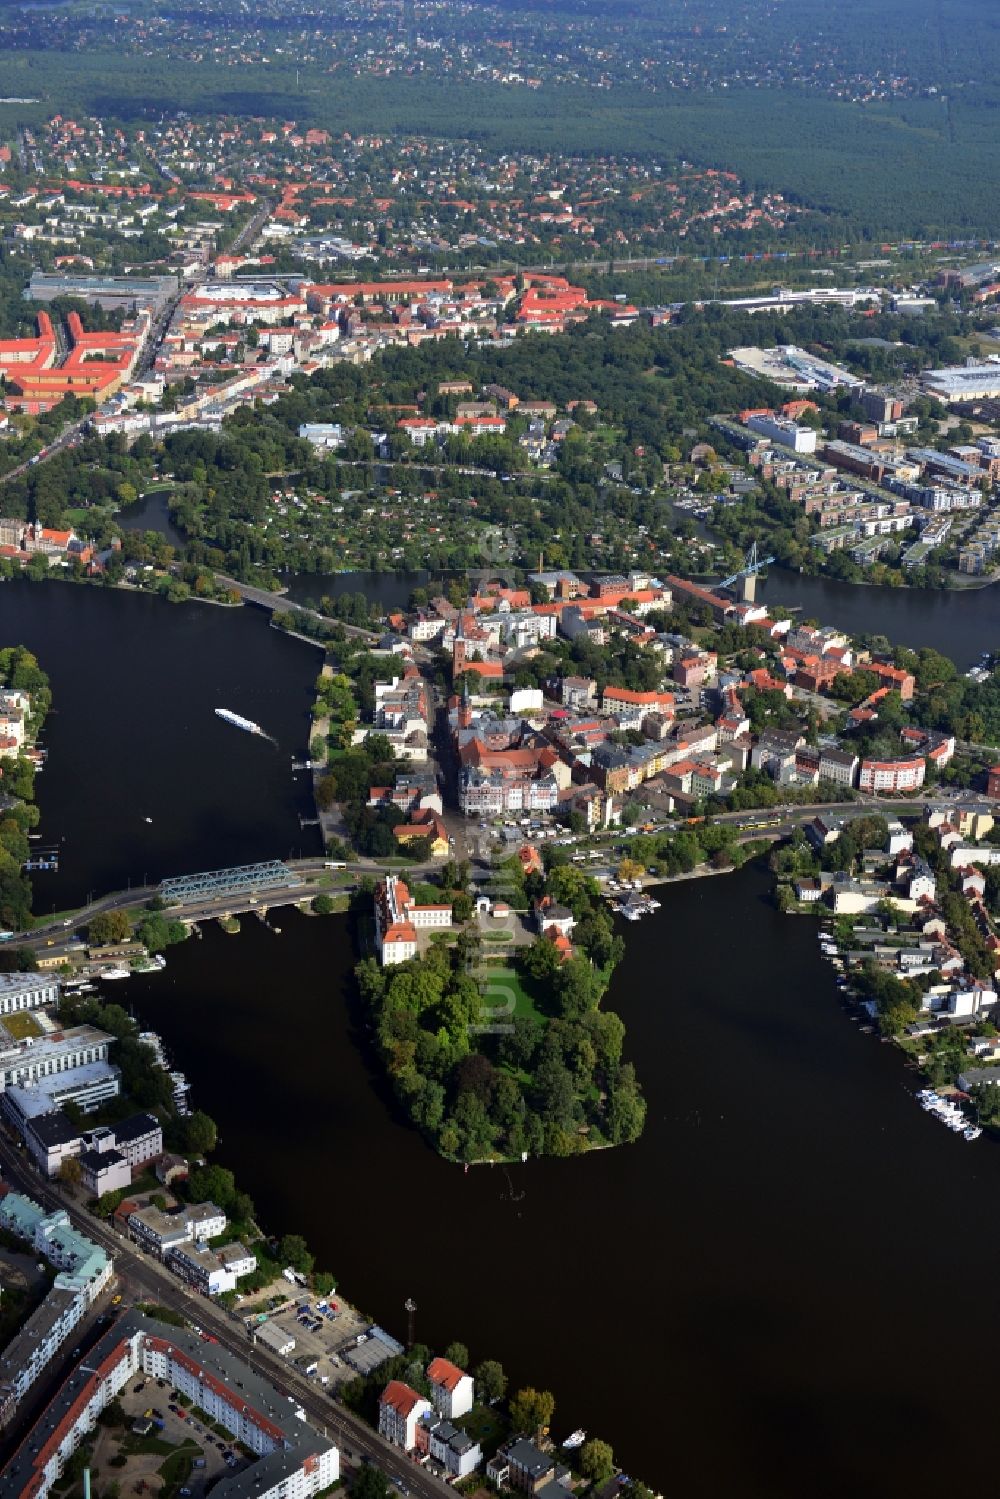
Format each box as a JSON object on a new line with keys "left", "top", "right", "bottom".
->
{"left": 18, "top": 793, "right": 981, "bottom": 956}
{"left": 215, "top": 575, "right": 381, "bottom": 642}
{"left": 19, "top": 852, "right": 443, "bottom": 958}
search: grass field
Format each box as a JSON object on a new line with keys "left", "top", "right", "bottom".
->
{"left": 480, "top": 963, "right": 548, "bottom": 1026}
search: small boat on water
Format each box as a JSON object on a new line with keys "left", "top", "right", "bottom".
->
{"left": 99, "top": 967, "right": 130, "bottom": 981}
{"left": 215, "top": 707, "right": 264, "bottom": 737}
{"left": 134, "top": 954, "right": 167, "bottom": 974}
{"left": 562, "top": 1431, "right": 586, "bottom": 1451}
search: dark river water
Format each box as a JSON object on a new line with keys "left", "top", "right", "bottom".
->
{"left": 117, "top": 490, "right": 186, "bottom": 551}
{"left": 122, "top": 873, "right": 1000, "bottom": 1498}
{"left": 283, "top": 570, "right": 433, "bottom": 613}
{"left": 758, "top": 567, "right": 1000, "bottom": 666}
{"left": 295, "top": 564, "right": 1000, "bottom": 668}
{"left": 7, "top": 579, "right": 1000, "bottom": 1493}
{"left": 0, "top": 579, "right": 321, "bottom": 909}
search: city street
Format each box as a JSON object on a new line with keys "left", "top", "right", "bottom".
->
{"left": 0, "top": 1130, "right": 454, "bottom": 1499}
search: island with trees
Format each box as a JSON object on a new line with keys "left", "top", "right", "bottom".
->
{"left": 354, "top": 852, "right": 646, "bottom": 1164}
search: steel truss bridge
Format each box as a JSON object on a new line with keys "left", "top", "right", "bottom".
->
{"left": 160, "top": 860, "right": 302, "bottom": 906}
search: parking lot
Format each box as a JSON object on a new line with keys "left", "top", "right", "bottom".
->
{"left": 242, "top": 1291, "right": 371, "bottom": 1390}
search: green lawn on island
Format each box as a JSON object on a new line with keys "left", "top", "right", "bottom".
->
{"left": 481, "top": 964, "right": 548, "bottom": 1026}
{"left": 64, "top": 506, "right": 105, "bottom": 529}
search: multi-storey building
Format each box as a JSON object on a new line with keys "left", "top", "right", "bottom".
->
{"left": 0, "top": 1025, "right": 119, "bottom": 1114}
{"left": 12, "top": 1107, "right": 161, "bottom": 1179}
{"left": 0, "top": 1195, "right": 112, "bottom": 1421}
{"left": 128, "top": 1202, "right": 227, "bottom": 1257}
{"left": 600, "top": 685, "right": 675, "bottom": 727}
{"left": 379, "top": 1380, "right": 432, "bottom": 1450}
{"left": 416, "top": 1414, "right": 483, "bottom": 1478}
{"left": 427, "top": 1357, "right": 475, "bottom": 1420}
{"left": 0, "top": 973, "right": 61, "bottom": 1016}
{"left": 167, "top": 1243, "right": 238, "bottom": 1296}
{"left": 458, "top": 767, "right": 559, "bottom": 816}
{"left": 858, "top": 756, "right": 926, "bottom": 793}
{"left": 0, "top": 1312, "right": 339, "bottom": 1498}
{"left": 374, "top": 875, "right": 453, "bottom": 966}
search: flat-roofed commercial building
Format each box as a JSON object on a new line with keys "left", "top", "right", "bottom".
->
{"left": 921, "top": 364, "right": 1000, "bottom": 404}
{"left": 0, "top": 973, "right": 60, "bottom": 1015}
{"left": 26, "top": 270, "right": 178, "bottom": 311}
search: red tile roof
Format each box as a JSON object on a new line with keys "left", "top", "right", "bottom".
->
{"left": 427, "top": 1356, "right": 467, "bottom": 1390}
{"left": 381, "top": 1379, "right": 426, "bottom": 1416}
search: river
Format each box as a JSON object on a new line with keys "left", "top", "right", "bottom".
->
{"left": 283, "top": 570, "right": 432, "bottom": 614}
{"left": 117, "top": 489, "right": 186, "bottom": 551}
{"left": 8, "top": 580, "right": 1000, "bottom": 1494}
{"left": 121, "top": 872, "right": 1000, "bottom": 1498}
{"left": 0, "top": 579, "right": 321, "bottom": 909}
{"left": 757, "top": 567, "right": 1000, "bottom": 666}
{"left": 295, "top": 564, "right": 1000, "bottom": 668}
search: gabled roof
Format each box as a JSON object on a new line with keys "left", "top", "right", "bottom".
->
{"left": 381, "top": 1379, "right": 426, "bottom": 1416}
{"left": 427, "top": 1356, "right": 468, "bottom": 1391}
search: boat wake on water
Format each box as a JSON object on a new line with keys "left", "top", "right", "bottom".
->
{"left": 214, "top": 707, "right": 279, "bottom": 746}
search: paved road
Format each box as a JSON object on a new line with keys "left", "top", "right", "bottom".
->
{"left": 22, "top": 853, "right": 447, "bottom": 947}
{"left": 0, "top": 1130, "right": 453, "bottom": 1497}
{"left": 215, "top": 576, "right": 383, "bottom": 643}
{"left": 230, "top": 199, "right": 273, "bottom": 256}
{"left": 15, "top": 791, "right": 982, "bottom": 950}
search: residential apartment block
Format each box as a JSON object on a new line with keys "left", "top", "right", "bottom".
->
{"left": 858, "top": 756, "right": 926, "bottom": 793}
{"left": 128, "top": 1201, "right": 227, "bottom": 1257}
{"left": 378, "top": 1380, "right": 432, "bottom": 1450}
{"left": 0, "top": 1312, "right": 339, "bottom": 1498}
{"left": 427, "top": 1356, "right": 475, "bottom": 1420}
{"left": 0, "top": 1195, "right": 112, "bottom": 1422}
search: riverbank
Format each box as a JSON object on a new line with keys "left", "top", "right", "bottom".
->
{"left": 0, "top": 645, "right": 52, "bottom": 931}
{"left": 58, "top": 927, "right": 645, "bottom": 1489}
{"left": 120, "top": 868, "right": 1000, "bottom": 1496}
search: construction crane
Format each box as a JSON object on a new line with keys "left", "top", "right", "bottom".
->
{"left": 719, "top": 540, "right": 775, "bottom": 602}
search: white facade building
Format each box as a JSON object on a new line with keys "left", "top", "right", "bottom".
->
{"left": 427, "top": 1357, "right": 475, "bottom": 1420}
{"left": 858, "top": 756, "right": 926, "bottom": 793}
{"left": 374, "top": 875, "right": 453, "bottom": 967}
{"left": 745, "top": 412, "right": 818, "bottom": 453}
{"left": 0, "top": 1313, "right": 340, "bottom": 1499}
{"left": 0, "top": 973, "right": 60, "bottom": 1015}
{"left": 168, "top": 1243, "right": 237, "bottom": 1296}
{"left": 0, "top": 1194, "right": 112, "bottom": 1420}
{"left": 379, "top": 1380, "right": 432, "bottom": 1450}
{"left": 128, "top": 1201, "right": 227, "bottom": 1258}
{"left": 0, "top": 1025, "right": 120, "bottom": 1113}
